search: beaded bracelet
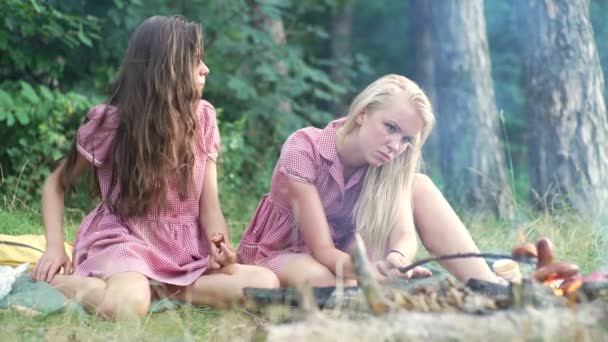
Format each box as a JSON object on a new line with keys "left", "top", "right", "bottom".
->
{"left": 387, "top": 249, "right": 406, "bottom": 258}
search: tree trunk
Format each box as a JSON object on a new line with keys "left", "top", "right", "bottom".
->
{"left": 517, "top": 0, "right": 608, "bottom": 213}
{"left": 407, "top": 0, "right": 440, "bottom": 175}
{"left": 330, "top": 0, "right": 354, "bottom": 117}
{"left": 429, "top": 0, "right": 512, "bottom": 217}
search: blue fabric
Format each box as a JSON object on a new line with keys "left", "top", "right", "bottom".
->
{"left": 0, "top": 275, "right": 78, "bottom": 313}
{"left": 0, "top": 275, "right": 180, "bottom": 314}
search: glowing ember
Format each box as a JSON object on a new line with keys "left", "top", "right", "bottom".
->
{"left": 560, "top": 277, "right": 583, "bottom": 294}
{"left": 542, "top": 276, "right": 583, "bottom": 297}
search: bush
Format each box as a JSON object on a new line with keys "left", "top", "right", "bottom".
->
{"left": 0, "top": 81, "right": 98, "bottom": 206}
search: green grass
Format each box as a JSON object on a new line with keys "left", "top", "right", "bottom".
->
{"left": 1, "top": 191, "right": 607, "bottom": 340}
{"left": 464, "top": 207, "right": 607, "bottom": 274}
{"left": 0, "top": 305, "right": 237, "bottom": 341}
{"left": 0, "top": 188, "right": 264, "bottom": 341}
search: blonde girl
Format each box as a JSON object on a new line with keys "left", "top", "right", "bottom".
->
{"left": 237, "top": 74, "right": 500, "bottom": 286}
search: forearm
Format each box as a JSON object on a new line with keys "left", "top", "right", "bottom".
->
{"left": 41, "top": 173, "right": 66, "bottom": 248}
{"left": 199, "top": 205, "right": 230, "bottom": 242}
{"left": 388, "top": 230, "right": 418, "bottom": 263}
{"left": 312, "top": 247, "right": 358, "bottom": 279}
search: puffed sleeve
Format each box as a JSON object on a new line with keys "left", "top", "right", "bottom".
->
{"left": 76, "top": 105, "right": 118, "bottom": 166}
{"left": 197, "top": 100, "right": 221, "bottom": 162}
{"left": 278, "top": 130, "right": 319, "bottom": 184}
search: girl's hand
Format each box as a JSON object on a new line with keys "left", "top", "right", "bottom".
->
{"left": 207, "top": 241, "right": 237, "bottom": 270}
{"left": 31, "top": 246, "right": 72, "bottom": 283}
{"left": 370, "top": 261, "right": 388, "bottom": 282}
{"left": 377, "top": 251, "right": 432, "bottom": 281}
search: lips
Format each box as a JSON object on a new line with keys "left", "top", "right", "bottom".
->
{"left": 378, "top": 151, "right": 391, "bottom": 162}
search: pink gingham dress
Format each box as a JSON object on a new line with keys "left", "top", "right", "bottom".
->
{"left": 72, "top": 100, "right": 220, "bottom": 286}
{"left": 236, "top": 118, "right": 367, "bottom": 274}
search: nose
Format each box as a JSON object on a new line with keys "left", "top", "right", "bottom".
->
{"left": 387, "top": 136, "right": 401, "bottom": 153}
{"left": 199, "top": 61, "right": 210, "bottom": 77}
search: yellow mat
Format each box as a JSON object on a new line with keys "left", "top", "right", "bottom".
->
{"left": 0, "top": 234, "right": 73, "bottom": 268}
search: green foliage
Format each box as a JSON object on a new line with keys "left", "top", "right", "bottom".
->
{"left": 0, "top": 0, "right": 358, "bottom": 208}
{"left": 0, "top": 207, "right": 41, "bottom": 235}
{"left": 351, "top": 0, "right": 408, "bottom": 86}
{"left": 216, "top": 113, "right": 273, "bottom": 237}
{"left": 125, "top": 0, "right": 355, "bottom": 204}
{"left": 0, "top": 0, "right": 101, "bottom": 85}
{"left": 0, "top": 81, "right": 97, "bottom": 204}
{"left": 3, "top": 0, "right": 605, "bottom": 215}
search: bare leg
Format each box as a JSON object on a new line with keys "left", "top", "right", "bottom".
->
{"left": 168, "top": 264, "right": 280, "bottom": 307}
{"left": 412, "top": 174, "right": 501, "bottom": 283}
{"left": 278, "top": 254, "right": 357, "bottom": 287}
{"left": 51, "top": 272, "right": 151, "bottom": 320}
{"left": 50, "top": 274, "right": 107, "bottom": 311}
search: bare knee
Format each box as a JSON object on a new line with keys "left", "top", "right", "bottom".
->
{"left": 279, "top": 255, "right": 342, "bottom": 287}
{"left": 412, "top": 173, "right": 444, "bottom": 214}
{"left": 306, "top": 273, "right": 339, "bottom": 287}
{"left": 211, "top": 264, "right": 279, "bottom": 290}
{"left": 50, "top": 274, "right": 106, "bottom": 300}
{"left": 280, "top": 267, "right": 337, "bottom": 288}
{"left": 98, "top": 274, "right": 150, "bottom": 320}
{"left": 414, "top": 173, "right": 434, "bottom": 192}
{"left": 227, "top": 265, "right": 280, "bottom": 290}
{"left": 252, "top": 267, "right": 280, "bottom": 289}
{"left": 99, "top": 289, "right": 150, "bottom": 320}
{"left": 342, "top": 278, "right": 357, "bottom": 287}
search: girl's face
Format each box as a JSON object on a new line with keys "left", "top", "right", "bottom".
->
{"left": 195, "top": 59, "right": 210, "bottom": 95}
{"left": 356, "top": 95, "right": 424, "bottom": 167}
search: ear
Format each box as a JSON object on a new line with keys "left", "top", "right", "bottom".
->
{"left": 356, "top": 108, "right": 367, "bottom": 125}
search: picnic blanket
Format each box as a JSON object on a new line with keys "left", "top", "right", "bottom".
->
{"left": 0, "top": 234, "right": 73, "bottom": 268}
{"left": 0, "top": 234, "right": 179, "bottom": 315}
{"left": 0, "top": 275, "right": 180, "bottom": 314}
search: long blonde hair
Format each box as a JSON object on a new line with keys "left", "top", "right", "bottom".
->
{"left": 339, "top": 74, "right": 435, "bottom": 260}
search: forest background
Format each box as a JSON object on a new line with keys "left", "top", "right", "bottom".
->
{"left": 1, "top": 0, "right": 608, "bottom": 271}
{"left": 3, "top": 0, "right": 608, "bottom": 339}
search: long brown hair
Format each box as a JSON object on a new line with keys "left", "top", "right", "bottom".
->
{"left": 59, "top": 16, "right": 203, "bottom": 218}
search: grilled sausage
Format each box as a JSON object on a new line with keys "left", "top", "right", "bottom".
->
{"left": 532, "top": 262, "right": 580, "bottom": 282}
{"left": 512, "top": 242, "right": 538, "bottom": 259}
{"left": 536, "top": 238, "right": 554, "bottom": 269}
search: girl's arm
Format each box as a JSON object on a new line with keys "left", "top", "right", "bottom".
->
{"left": 198, "top": 160, "right": 235, "bottom": 269}
{"left": 387, "top": 213, "right": 418, "bottom": 263}
{"left": 380, "top": 211, "right": 432, "bottom": 279}
{"left": 33, "top": 152, "right": 91, "bottom": 282}
{"left": 286, "top": 178, "right": 358, "bottom": 279}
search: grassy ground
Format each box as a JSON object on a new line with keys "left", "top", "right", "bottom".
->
{"left": 1, "top": 193, "right": 606, "bottom": 340}
{"left": 466, "top": 208, "right": 607, "bottom": 274}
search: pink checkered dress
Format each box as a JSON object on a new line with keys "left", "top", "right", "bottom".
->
{"left": 72, "top": 100, "right": 220, "bottom": 286}
{"left": 236, "top": 118, "right": 367, "bottom": 273}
